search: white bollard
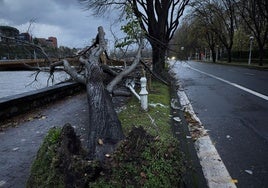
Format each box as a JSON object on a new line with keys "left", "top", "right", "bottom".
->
{"left": 139, "top": 77, "right": 148, "bottom": 111}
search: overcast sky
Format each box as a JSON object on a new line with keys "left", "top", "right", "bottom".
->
{"left": 0, "top": 0, "right": 124, "bottom": 48}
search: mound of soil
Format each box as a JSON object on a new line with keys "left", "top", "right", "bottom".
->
{"left": 27, "top": 124, "right": 155, "bottom": 187}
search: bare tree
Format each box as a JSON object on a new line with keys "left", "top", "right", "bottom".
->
{"left": 191, "top": 0, "right": 237, "bottom": 62}
{"left": 256, "top": 0, "right": 268, "bottom": 22}
{"left": 79, "top": 0, "right": 190, "bottom": 75}
{"left": 234, "top": 0, "right": 268, "bottom": 66}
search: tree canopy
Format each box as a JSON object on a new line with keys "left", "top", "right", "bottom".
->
{"left": 80, "top": 0, "right": 190, "bottom": 75}
{"left": 171, "top": 0, "right": 268, "bottom": 65}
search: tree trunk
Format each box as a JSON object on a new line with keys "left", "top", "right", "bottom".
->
{"left": 259, "top": 47, "right": 264, "bottom": 66}
{"left": 86, "top": 60, "right": 124, "bottom": 159}
{"left": 152, "top": 44, "right": 166, "bottom": 75}
{"left": 257, "top": 40, "right": 264, "bottom": 66}
{"left": 211, "top": 49, "right": 216, "bottom": 63}
{"left": 227, "top": 47, "right": 232, "bottom": 62}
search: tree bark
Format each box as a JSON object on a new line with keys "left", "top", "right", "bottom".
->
{"left": 151, "top": 44, "right": 166, "bottom": 75}
{"left": 226, "top": 47, "right": 232, "bottom": 63}
{"left": 258, "top": 45, "right": 264, "bottom": 66}
{"left": 85, "top": 57, "right": 124, "bottom": 159}
{"left": 82, "top": 27, "right": 125, "bottom": 159}
{"left": 50, "top": 26, "right": 126, "bottom": 160}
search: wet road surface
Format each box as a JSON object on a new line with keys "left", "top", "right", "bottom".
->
{"left": 0, "top": 93, "right": 89, "bottom": 188}
{"left": 0, "top": 91, "right": 128, "bottom": 188}
{"left": 172, "top": 61, "right": 268, "bottom": 188}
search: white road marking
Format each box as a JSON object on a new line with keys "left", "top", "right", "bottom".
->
{"left": 244, "top": 73, "right": 255, "bottom": 76}
{"left": 177, "top": 90, "right": 237, "bottom": 188}
{"left": 184, "top": 64, "right": 268, "bottom": 101}
{"left": 169, "top": 61, "right": 237, "bottom": 187}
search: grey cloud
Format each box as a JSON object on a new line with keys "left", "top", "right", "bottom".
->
{"left": 0, "top": 0, "right": 122, "bottom": 47}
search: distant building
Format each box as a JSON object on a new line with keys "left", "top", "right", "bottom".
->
{"left": 0, "top": 26, "right": 19, "bottom": 43}
{"left": 36, "top": 38, "right": 47, "bottom": 46}
{"left": 36, "top": 36, "right": 57, "bottom": 48}
{"left": 0, "top": 25, "right": 58, "bottom": 48}
{"left": 48, "top": 37, "right": 57, "bottom": 48}
{"left": 17, "top": 32, "right": 32, "bottom": 42}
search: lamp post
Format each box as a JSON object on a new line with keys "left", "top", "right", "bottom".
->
{"left": 248, "top": 36, "right": 254, "bottom": 65}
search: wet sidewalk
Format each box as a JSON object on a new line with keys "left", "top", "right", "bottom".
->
{"left": 0, "top": 93, "right": 89, "bottom": 188}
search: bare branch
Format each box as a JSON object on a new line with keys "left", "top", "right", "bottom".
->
{"left": 106, "top": 43, "right": 142, "bottom": 93}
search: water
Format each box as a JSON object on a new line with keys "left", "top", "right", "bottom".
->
{"left": 0, "top": 71, "right": 70, "bottom": 98}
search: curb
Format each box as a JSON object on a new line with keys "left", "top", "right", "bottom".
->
{"left": 169, "top": 61, "right": 237, "bottom": 188}
{"left": 170, "top": 82, "right": 208, "bottom": 188}
{"left": 177, "top": 90, "right": 237, "bottom": 188}
{"left": 197, "top": 60, "right": 268, "bottom": 70}
{"left": 0, "top": 82, "right": 85, "bottom": 123}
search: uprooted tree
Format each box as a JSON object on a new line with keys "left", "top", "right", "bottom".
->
{"left": 0, "top": 26, "right": 143, "bottom": 159}
{"left": 49, "top": 26, "right": 144, "bottom": 159}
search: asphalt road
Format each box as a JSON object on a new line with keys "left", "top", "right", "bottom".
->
{"left": 173, "top": 61, "right": 268, "bottom": 188}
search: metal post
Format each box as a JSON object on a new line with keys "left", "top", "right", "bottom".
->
{"left": 126, "top": 79, "right": 140, "bottom": 100}
{"left": 139, "top": 77, "right": 148, "bottom": 111}
{"left": 248, "top": 36, "right": 254, "bottom": 65}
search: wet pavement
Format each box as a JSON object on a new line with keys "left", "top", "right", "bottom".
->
{"left": 0, "top": 91, "right": 129, "bottom": 188}
{"left": 172, "top": 61, "right": 268, "bottom": 188}
{"left": 0, "top": 93, "right": 89, "bottom": 188}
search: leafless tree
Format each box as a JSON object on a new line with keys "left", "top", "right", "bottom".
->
{"left": 191, "top": 0, "right": 237, "bottom": 62}
{"left": 234, "top": 0, "right": 268, "bottom": 66}
{"left": 256, "top": 0, "right": 268, "bottom": 22}
{"left": 79, "top": 0, "right": 190, "bottom": 75}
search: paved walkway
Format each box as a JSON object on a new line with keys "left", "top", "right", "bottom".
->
{"left": 0, "top": 93, "right": 89, "bottom": 188}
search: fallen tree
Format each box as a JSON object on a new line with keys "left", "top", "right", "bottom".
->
{"left": 49, "top": 26, "right": 144, "bottom": 159}
{"left": 1, "top": 25, "right": 145, "bottom": 159}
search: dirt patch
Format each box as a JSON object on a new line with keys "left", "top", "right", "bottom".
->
{"left": 27, "top": 124, "right": 185, "bottom": 187}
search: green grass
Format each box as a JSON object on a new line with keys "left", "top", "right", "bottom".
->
{"left": 119, "top": 81, "right": 171, "bottom": 137}
{"left": 90, "top": 80, "right": 185, "bottom": 187}
{"left": 26, "top": 127, "right": 65, "bottom": 188}
{"left": 27, "top": 80, "right": 186, "bottom": 187}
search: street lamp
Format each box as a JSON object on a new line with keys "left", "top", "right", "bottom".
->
{"left": 248, "top": 36, "right": 254, "bottom": 65}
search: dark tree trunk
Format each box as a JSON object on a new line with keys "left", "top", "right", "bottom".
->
{"left": 259, "top": 47, "right": 264, "bottom": 66}
{"left": 151, "top": 44, "right": 166, "bottom": 75}
{"left": 256, "top": 38, "right": 265, "bottom": 66}
{"left": 211, "top": 49, "right": 216, "bottom": 63}
{"left": 86, "top": 60, "right": 124, "bottom": 159}
{"left": 227, "top": 48, "right": 232, "bottom": 63}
